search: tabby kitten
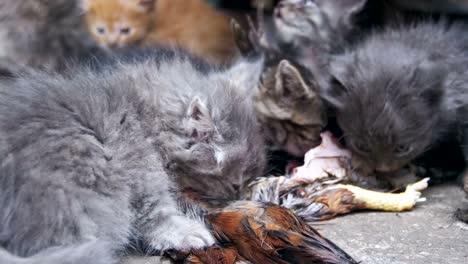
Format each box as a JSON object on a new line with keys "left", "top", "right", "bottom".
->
{"left": 0, "top": 0, "right": 100, "bottom": 74}
{"left": 266, "top": 0, "right": 367, "bottom": 63}
{"left": 232, "top": 23, "right": 325, "bottom": 158}
{"left": 82, "top": 0, "right": 238, "bottom": 64}
{"left": 254, "top": 59, "right": 326, "bottom": 157}
{"left": 0, "top": 49, "right": 265, "bottom": 263}
{"left": 231, "top": 0, "right": 367, "bottom": 157}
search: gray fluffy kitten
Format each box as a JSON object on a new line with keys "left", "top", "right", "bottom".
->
{"left": 0, "top": 50, "right": 265, "bottom": 263}
{"left": 322, "top": 22, "right": 468, "bottom": 192}
{"left": 0, "top": 0, "right": 101, "bottom": 75}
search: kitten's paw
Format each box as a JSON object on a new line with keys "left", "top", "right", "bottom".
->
{"left": 150, "top": 216, "right": 215, "bottom": 251}
{"left": 180, "top": 232, "right": 213, "bottom": 248}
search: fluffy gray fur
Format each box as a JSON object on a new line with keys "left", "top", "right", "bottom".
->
{"left": 0, "top": 50, "right": 265, "bottom": 263}
{"left": 322, "top": 22, "right": 468, "bottom": 175}
{"left": 0, "top": 0, "right": 101, "bottom": 75}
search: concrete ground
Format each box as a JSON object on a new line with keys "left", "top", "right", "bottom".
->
{"left": 122, "top": 183, "right": 468, "bottom": 264}
{"left": 319, "top": 183, "right": 468, "bottom": 264}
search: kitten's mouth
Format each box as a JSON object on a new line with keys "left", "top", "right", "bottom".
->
{"left": 285, "top": 137, "right": 320, "bottom": 157}
{"left": 375, "top": 167, "right": 393, "bottom": 173}
{"left": 374, "top": 163, "right": 406, "bottom": 173}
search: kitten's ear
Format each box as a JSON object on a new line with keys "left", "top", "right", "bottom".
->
{"left": 187, "top": 97, "right": 214, "bottom": 138}
{"left": 222, "top": 57, "right": 264, "bottom": 91}
{"left": 188, "top": 96, "right": 211, "bottom": 122}
{"left": 316, "top": 0, "right": 367, "bottom": 27}
{"left": 274, "top": 60, "right": 314, "bottom": 99}
{"left": 416, "top": 60, "right": 446, "bottom": 105}
{"left": 78, "top": 0, "right": 91, "bottom": 11}
{"left": 120, "top": 0, "right": 155, "bottom": 12}
{"left": 322, "top": 58, "right": 350, "bottom": 109}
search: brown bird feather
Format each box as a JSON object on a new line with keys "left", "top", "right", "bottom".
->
{"left": 171, "top": 200, "right": 358, "bottom": 264}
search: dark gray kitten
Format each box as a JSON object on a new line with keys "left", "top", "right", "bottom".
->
{"left": 0, "top": 50, "right": 265, "bottom": 263}
{"left": 321, "top": 22, "right": 468, "bottom": 216}
{"left": 0, "top": 0, "right": 101, "bottom": 75}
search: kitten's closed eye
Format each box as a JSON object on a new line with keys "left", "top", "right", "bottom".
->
{"left": 96, "top": 26, "right": 106, "bottom": 35}
{"left": 350, "top": 141, "right": 370, "bottom": 155}
{"left": 184, "top": 140, "right": 196, "bottom": 149}
{"left": 395, "top": 145, "right": 412, "bottom": 156}
{"left": 190, "top": 129, "right": 211, "bottom": 141}
{"left": 120, "top": 27, "right": 131, "bottom": 35}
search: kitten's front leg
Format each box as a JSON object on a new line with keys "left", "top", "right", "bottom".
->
{"left": 148, "top": 213, "right": 215, "bottom": 251}
{"left": 136, "top": 183, "right": 214, "bottom": 251}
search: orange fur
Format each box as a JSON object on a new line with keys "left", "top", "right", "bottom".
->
{"left": 82, "top": 0, "right": 237, "bottom": 63}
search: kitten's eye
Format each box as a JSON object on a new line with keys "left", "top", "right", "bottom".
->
{"left": 120, "top": 27, "right": 131, "bottom": 35}
{"left": 191, "top": 129, "right": 198, "bottom": 139}
{"left": 96, "top": 26, "right": 106, "bottom": 35}
{"left": 396, "top": 145, "right": 411, "bottom": 155}
{"left": 352, "top": 142, "right": 370, "bottom": 155}
{"left": 184, "top": 140, "right": 196, "bottom": 149}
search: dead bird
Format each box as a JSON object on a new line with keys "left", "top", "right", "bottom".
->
{"left": 249, "top": 132, "right": 429, "bottom": 221}
{"left": 171, "top": 200, "right": 358, "bottom": 264}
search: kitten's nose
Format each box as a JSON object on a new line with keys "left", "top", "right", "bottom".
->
{"left": 214, "top": 149, "right": 225, "bottom": 166}
{"left": 107, "top": 42, "right": 118, "bottom": 49}
{"left": 375, "top": 163, "right": 393, "bottom": 172}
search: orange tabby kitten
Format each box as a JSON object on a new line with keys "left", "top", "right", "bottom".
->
{"left": 81, "top": 0, "right": 238, "bottom": 63}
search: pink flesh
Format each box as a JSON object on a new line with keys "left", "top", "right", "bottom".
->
{"left": 291, "top": 131, "right": 351, "bottom": 182}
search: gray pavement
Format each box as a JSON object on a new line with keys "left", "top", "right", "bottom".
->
{"left": 121, "top": 184, "right": 468, "bottom": 264}
{"left": 319, "top": 184, "right": 468, "bottom": 264}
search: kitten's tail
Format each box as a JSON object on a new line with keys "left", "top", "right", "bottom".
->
{"left": 0, "top": 240, "right": 118, "bottom": 264}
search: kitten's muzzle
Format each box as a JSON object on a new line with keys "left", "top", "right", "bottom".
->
{"left": 373, "top": 159, "right": 410, "bottom": 174}
{"left": 375, "top": 164, "right": 395, "bottom": 172}
{"left": 107, "top": 42, "right": 119, "bottom": 49}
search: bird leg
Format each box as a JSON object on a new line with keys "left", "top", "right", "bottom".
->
{"left": 250, "top": 176, "right": 430, "bottom": 221}
{"left": 324, "top": 177, "right": 429, "bottom": 212}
